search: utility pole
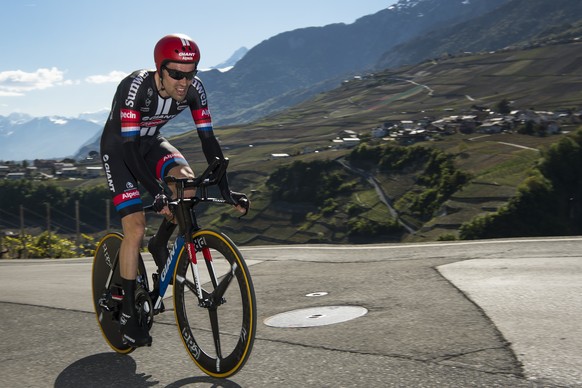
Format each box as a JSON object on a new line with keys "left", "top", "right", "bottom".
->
{"left": 46, "top": 203, "right": 51, "bottom": 258}
{"left": 75, "top": 200, "right": 80, "bottom": 246}
{"left": 19, "top": 205, "right": 26, "bottom": 259}
{"left": 19, "top": 205, "right": 24, "bottom": 237}
{"left": 105, "top": 199, "right": 110, "bottom": 231}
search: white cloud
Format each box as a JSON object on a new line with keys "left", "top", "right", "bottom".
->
{"left": 63, "top": 79, "right": 81, "bottom": 86}
{"left": 0, "top": 90, "right": 23, "bottom": 97}
{"left": 85, "top": 71, "right": 127, "bottom": 84}
{"left": 0, "top": 67, "right": 120, "bottom": 99}
{"left": 0, "top": 67, "right": 65, "bottom": 96}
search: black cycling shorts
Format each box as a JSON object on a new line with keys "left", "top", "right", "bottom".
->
{"left": 101, "top": 136, "right": 190, "bottom": 218}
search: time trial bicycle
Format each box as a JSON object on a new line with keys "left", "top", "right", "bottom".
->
{"left": 91, "top": 158, "right": 256, "bottom": 378}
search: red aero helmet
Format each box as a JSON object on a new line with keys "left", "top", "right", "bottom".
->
{"left": 154, "top": 34, "right": 201, "bottom": 72}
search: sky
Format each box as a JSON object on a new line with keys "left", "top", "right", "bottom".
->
{"left": 0, "top": 1, "right": 393, "bottom": 119}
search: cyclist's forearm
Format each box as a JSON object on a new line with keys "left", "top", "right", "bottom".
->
{"left": 198, "top": 131, "right": 224, "bottom": 164}
{"left": 198, "top": 132, "right": 231, "bottom": 195}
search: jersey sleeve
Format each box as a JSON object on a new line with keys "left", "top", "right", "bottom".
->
{"left": 189, "top": 78, "right": 231, "bottom": 197}
{"left": 189, "top": 78, "right": 225, "bottom": 163}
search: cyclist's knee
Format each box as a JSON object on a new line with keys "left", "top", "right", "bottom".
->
{"left": 121, "top": 212, "right": 146, "bottom": 242}
{"left": 166, "top": 165, "right": 196, "bottom": 198}
{"left": 168, "top": 164, "right": 194, "bottom": 179}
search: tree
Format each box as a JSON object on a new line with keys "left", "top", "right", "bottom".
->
{"left": 496, "top": 98, "right": 512, "bottom": 114}
{"left": 460, "top": 129, "right": 582, "bottom": 239}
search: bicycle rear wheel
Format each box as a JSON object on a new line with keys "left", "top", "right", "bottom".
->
{"left": 92, "top": 232, "right": 149, "bottom": 353}
{"left": 173, "top": 229, "right": 256, "bottom": 378}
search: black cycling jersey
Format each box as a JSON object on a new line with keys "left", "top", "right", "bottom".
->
{"left": 100, "top": 69, "right": 225, "bottom": 216}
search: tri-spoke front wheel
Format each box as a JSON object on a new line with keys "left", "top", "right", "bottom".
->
{"left": 173, "top": 230, "right": 256, "bottom": 378}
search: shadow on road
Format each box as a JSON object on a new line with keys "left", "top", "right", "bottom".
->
{"left": 54, "top": 353, "right": 157, "bottom": 387}
{"left": 54, "top": 353, "right": 241, "bottom": 388}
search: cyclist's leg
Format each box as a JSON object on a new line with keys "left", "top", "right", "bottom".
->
{"left": 101, "top": 147, "right": 145, "bottom": 262}
{"left": 119, "top": 212, "right": 145, "bottom": 281}
{"left": 101, "top": 146, "right": 152, "bottom": 347}
{"left": 118, "top": 209, "right": 152, "bottom": 347}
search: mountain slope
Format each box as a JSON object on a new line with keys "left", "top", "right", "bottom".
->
{"left": 166, "top": 40, "right": 582, "bottom": 245}
{"left": 8, "top": 0, "right": 582, "bottom": 162}
{"left": 202, "top": 0, "right": 510, "bottom": 125}
{"left": 68, "top": 0, "right": 512, "bottom": 161}
{"left": 209, "top": 47, "right": 248, "bottom": 71}
{"left": 377, "top": 0, "right": 582, "bottom": 69}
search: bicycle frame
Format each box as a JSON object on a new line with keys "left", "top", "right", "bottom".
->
{"left": 154, "top": 233, "right": 184, "bottom": 310}
{"left": 151, "top": 176, "right": 227, "bottom": 311}
{"left": 151, "top": 199, "right": 204, "bottom": 311}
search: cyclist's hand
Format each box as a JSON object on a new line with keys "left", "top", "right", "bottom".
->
{"left": 229, "top": 191, "right": 250, "bottom": 216}
{"left": 152, "top": 192, "right": 171, "bottom": 216}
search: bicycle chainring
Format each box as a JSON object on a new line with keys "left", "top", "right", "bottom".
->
{"left": 135, "top": 287, "right": 154, "bottom": 330}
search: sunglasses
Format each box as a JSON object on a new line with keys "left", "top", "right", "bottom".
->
{"left": 163, "top": 66, "right": 198, "bottom": 81}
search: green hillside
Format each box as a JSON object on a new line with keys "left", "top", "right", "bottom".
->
{"left": 22, "top": 40, "right": 575, "bottom": 246}
{"left": 167, "top": 41, "right": 582, "bottom": 244}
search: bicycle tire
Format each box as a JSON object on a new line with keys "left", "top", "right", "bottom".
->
{"left": 92, "top": 232, "right": 149, "bottom": 354}
{"left": 173, "top": 229, "right": 257, "bottom": 378}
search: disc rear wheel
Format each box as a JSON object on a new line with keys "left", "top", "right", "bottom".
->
{"left": 92, "top": 232, "right": 149, "bottom": 353}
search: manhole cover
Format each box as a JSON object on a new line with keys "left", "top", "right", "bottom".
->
{"left": 264, "top": 305, "right": 368, "bottom": 328}
{"left": 306, "top": 292, "right": 328, "bottom": 297}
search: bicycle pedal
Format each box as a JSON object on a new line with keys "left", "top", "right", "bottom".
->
{"left": 121, "top": 336, "right": 153, "bottom": 347}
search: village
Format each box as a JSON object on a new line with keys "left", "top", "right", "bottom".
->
{"left": 333, "top": 106, "right": 581, "bottom": 148}
{"left": 2, "top": 106, "right": 581, "bottom": 180}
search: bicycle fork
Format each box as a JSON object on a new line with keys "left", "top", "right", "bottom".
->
{"left": 173, "top": 197, "right": 234, "bottom": 308}
{"left": 186, "top": 237, "right": 227, "bottom": 307}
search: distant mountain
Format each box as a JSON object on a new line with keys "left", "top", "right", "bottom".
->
{"left": 201, "top": 0, "right": 582, "bottom": 126}
{"left": 201, "top": 0, "right": 511, "bottom": 125}
{"left": 77, "top": 110, "right": 110, "bottom": 126}
{"left": 5, "top": 112, "right": 33, "bottom": 125}
{"left": 0, "top": 116, "right": 101, "bottom": 161}
{"left": 7, "top": 0, "right": 582, "bottom": 161}
{"left": 376, "top": 0, "right": 582, "bottom": 69}
{"left": 207, "top": 47, "right": 248, "bottom": 72}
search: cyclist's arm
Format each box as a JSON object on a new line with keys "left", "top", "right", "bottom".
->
{"left": 195, "top": 121, "right": 232, "bottom": 199}
{"left": 189, "top": 80, "right": 232, "bottom": 199}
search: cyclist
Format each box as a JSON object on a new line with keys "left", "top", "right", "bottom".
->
{"left": 100, "top": 33, "right": 248, "bottom": 347}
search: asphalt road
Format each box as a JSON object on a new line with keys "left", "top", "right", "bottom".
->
{"left": 1, "top": 237, "right": 581, "bottom": 387}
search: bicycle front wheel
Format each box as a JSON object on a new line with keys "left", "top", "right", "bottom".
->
{"left": 173, "top": 229, "right": 256, "bottom": 378}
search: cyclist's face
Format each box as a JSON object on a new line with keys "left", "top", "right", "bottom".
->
{"left": 161, "top": 63, "right": 197, "bottom": 102}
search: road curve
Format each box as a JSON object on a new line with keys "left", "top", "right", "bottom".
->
{"left": 0, "top": 237, "right": 580, "bottom": 387}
